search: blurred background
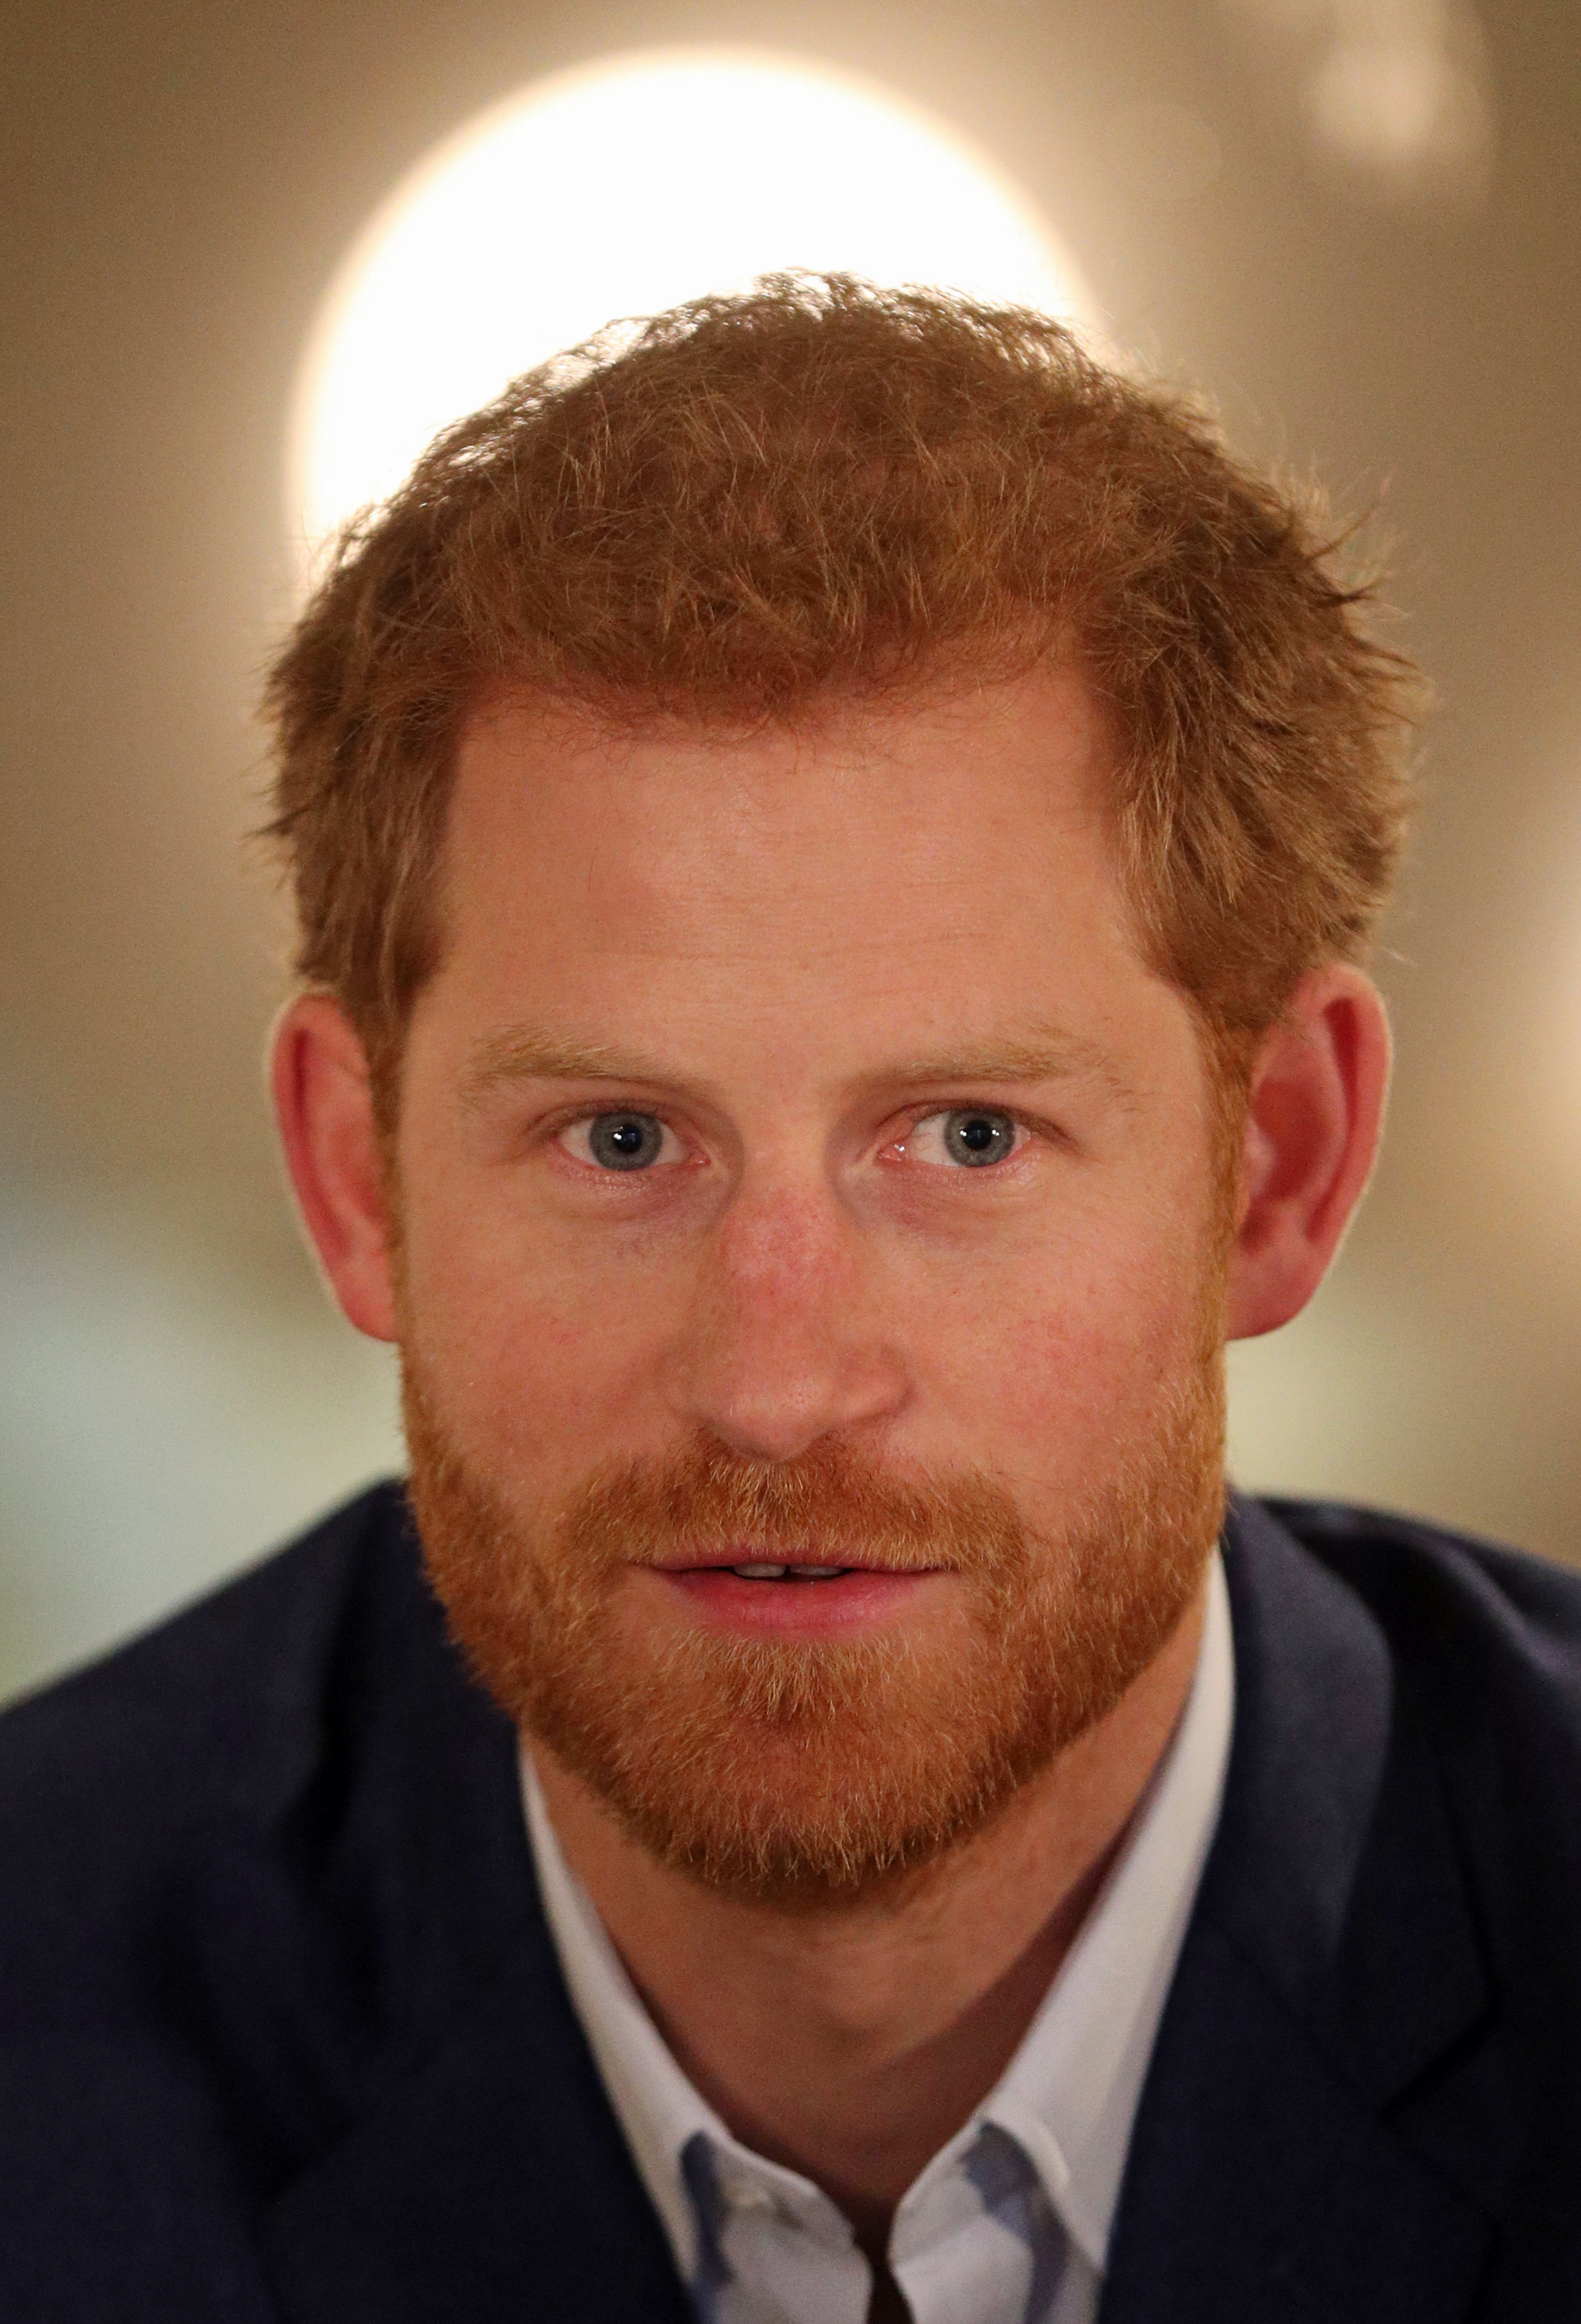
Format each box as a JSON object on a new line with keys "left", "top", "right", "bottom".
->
{"left": 2, "top": 0, "right": 1577, "bottom": 1705}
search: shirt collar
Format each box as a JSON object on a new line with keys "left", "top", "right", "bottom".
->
{"left": 521, "top": 1755, "right": 727, "bottom": 2280}
{"left": 521, "top": 1548, "right": 1234, "bottom": 2284}
{"left": 980, "top": 1548, "right": 1234, "bottom": 2267}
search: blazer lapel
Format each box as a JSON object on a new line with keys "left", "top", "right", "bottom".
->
{"left": 261, "top": 1925, "right": 693, "bottom": 2324}
{"left": 225, "top": 1491, "right": 693, "bottom": 2324}
{"left": 1100, "top": 1499, "right": 1498, "bottom": 2324}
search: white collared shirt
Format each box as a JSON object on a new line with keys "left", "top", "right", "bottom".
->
{"left": 521, "top": 1552, "right": 1234, "bottom": 2324}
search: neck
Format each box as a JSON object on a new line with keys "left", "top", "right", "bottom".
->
{"left": 529, "top": 1573, "right": 1208, "bottom": 2240}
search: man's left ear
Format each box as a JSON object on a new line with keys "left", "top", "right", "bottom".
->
{"left": 1225, "top": 964, "right": 1391, "bottom": 1342}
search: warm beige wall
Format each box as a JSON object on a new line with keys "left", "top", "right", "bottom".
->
{"left": 2, "top": 0, "right": 1578, "bottom": 1703}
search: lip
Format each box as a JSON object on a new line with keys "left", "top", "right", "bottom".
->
{"left": 642, "top": 1563, "right": 943, "bottom": 1639}
{"left": 648, "top": 1550, "right": 920, "bottom": 1573}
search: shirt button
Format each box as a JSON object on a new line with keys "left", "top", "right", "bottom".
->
{"left": 725, "top": 2179, "right": 776, "bottom": 2213}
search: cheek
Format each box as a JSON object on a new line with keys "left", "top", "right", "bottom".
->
{"left": 394, "top": 1181, "right": 686, "bottom": 1480}
{"left": 902, "top": 1207, "right": 1213, "bottom": 1479}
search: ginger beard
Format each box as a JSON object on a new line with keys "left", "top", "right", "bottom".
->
{"left": 401, "top": 1268, "right": 1229, "bottom": 1906}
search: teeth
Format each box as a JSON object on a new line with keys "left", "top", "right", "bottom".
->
{"left": 725, "top": 1563, "right": 850, "bottom": 1581}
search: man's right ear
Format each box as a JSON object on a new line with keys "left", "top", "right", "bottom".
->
{"left": 269, "top": 993, "right": 399, "bottom": 1342}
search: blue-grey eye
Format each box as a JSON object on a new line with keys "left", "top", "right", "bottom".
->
{"left": 586, "top": 1112, "right": 665, "bottom": 1171}
{"left": 943, "top": 1109, "right": 1018, "bottom": 1167}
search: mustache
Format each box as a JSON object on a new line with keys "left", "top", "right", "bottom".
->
{"left": 555, "top": 1432, "right": 1036, "bottom": 1576}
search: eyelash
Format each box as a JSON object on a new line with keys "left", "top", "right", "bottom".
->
{"left": 553, "top": 1112, "right": 689, "bottom": 1171}
{"left": 549, "top": 1105, "right": 1037, "bottom": 1174}
{"left": 894, "top": 1109, "right": 1032, "bottom": 1168}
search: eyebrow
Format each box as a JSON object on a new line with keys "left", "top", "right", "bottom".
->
{"left": 460, "top": 1024, "right": 1135, "bottom": 1108}
{"left": 461, "top": 1029, "right": 679, "bottom": 1105}
{"left": 880, "top": 1036, "right": 1126, "bottom": 1093}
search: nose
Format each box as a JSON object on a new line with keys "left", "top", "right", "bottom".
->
{"left": 666, "top": 1174, "right": 910, "bottom": 1463}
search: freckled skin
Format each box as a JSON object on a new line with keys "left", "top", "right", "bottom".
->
{"left": 394, "top": 671, "right": 1221, "bottom": 1540}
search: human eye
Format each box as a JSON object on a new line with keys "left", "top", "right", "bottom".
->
{"left": 897, "top": 1108, "right": 1028, "bottom": 1169}
{"left": 556, "top": 1111, "right": 685, "bottom": 1172}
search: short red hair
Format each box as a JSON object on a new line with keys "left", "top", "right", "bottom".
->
{"left": 265, "top": 273, "right": 1418, "bottom": 1116}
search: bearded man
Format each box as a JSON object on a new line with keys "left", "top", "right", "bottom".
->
{"left": 2, "top": 277, "right": 1579, "bottom": 2324}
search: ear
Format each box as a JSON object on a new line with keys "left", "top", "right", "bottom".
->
{"left": 1225, "top": 964, "right": 1391, "bottom": 1342}
{"left": 269, "top": 992, "right": 398, "bottom": 1342}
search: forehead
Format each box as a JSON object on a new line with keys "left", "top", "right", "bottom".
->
{"left": 416, "top": 669, "right": 1193, "bottom": 1108}
{"left": 442, "top": 669, "right": 1128, "bottom": 956}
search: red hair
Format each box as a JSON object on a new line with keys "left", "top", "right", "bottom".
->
{"left": 265, "top": 273, "right": 1418, "bottom": 1115}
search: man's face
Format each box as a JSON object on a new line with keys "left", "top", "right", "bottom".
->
{"left": 392, "top": 670, "right": 1231, "bottom": 1899}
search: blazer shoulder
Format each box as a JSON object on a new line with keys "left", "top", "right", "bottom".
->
{"left": 1256, "top": 1494, "right": 1581, "bottom": 1690}
{"left": 0, "top": 1490, "right": 548, "bottom": 2316}
{"left": 0, "top": 1480, "right": 415, "bottom": 1880}
{"left": 1243, "top": 1492, "right": 1581, "bottom": 1959}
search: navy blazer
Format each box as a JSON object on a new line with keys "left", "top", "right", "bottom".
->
{"left": 2, "top": 1484, "right": 1579, "bottom": 2321}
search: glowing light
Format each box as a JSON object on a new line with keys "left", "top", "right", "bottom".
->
{"left": 287, "top": 48, "right": 1095, "bottom": 575}
{"left": 1221, "top": 0, "right": 1494, "bottom": 198}
{"left": 1308, "top": 32, "right": 1491, "bottom": 180}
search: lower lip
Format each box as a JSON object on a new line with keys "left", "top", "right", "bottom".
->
{"left": 648, "top": 1568, "right": 941, "bottom": 1638}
